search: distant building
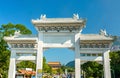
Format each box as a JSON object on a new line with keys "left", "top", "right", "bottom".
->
{"left": 16, "top": 68, "right": 36, "bottom": 78}
{"left": 48, "top": 62, "right": 61, "bottom": 70}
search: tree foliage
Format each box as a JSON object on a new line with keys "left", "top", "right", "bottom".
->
{"left": 81, "top": 61, "right": 103, "bottom": 78}
{"left": 0, "top": 23, "right": 32, "bottom": 77}
{"left": 43, "top": 57, "right": 52, "bottom": 73}
{"left": 56, "top": 68, "right": 63, "bottom": 74}
{"left": 61, "top": 65, "right": 74, "bottom": 72}
{"left": 110, "top": 51, "right": 120, "bottom": 78}
{"left": 16, "top": 61, "right": 36, "bottom": 70}
{"left": 0, "top": 23, "right": 32, "bottom": 36}
{"left": 0, "top": 39, "right": 10, "bottom": 78}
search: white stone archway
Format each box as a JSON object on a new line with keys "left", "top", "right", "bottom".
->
{"left": 4, "top": 14, "right": 113, "bottom": 78}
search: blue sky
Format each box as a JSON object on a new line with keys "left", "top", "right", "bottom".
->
{"left": 0, "top": 0, "right": 120, "bottom": 64}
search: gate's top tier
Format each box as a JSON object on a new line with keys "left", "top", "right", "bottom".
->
{"left": 31, "top": 14, "right": 86, "bottom": 32}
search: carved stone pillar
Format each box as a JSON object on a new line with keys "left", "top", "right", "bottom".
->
{"left": 36, "top": 32, "right": 43, "bottom": 78}
{"left": 8, "top": 50, "right": 16, "bottom": 78}
{"left": 103, "top": 50, "right": 111, "bottom": 78}
{"left": 75, "top": 33, "right": 81, "bottom": 78}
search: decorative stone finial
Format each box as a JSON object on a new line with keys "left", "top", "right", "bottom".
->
{"left": 73, "top": 14, "right": 79, "bottom": 19}
{"left": 14, "top": 30, "right": 21, "bottom": 36}
{"left": 40, "top": 14, "right": 46, "bottom": 20}
{"left": 99, "top": 29, "right": 107, "bottom": 36}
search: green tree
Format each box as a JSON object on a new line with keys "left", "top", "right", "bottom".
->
{"left": 57, "top": 68, "right": 63, "bottom": 74}
{"left": 0, "top": 39, "right": 10, "bottom": 78}
{"left": 15, "top": 24, "right": 31, "bottom": 34}
{"left": 81, "top": 61, "right": 103, "bottom": 78}
{"left": 61, "top": 65, "right": 74, "bottom": 73}
{"left": 16, "top": 61, "right": 36, "bottom": 70}
{"left": 110, "top": 51, "right": 120, "bottom": 78}
{"left": 0, "top": 23, "right": 32, "bottom": 77}
{"left": 43, "top": 57, "right": 52, "bottom": 74}
{"left": 0, "top": 23, "right": 32, "bottom": 36}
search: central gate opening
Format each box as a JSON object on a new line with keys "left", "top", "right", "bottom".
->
{"left": 43, "top": 48, "right": 75, "bottom": 77}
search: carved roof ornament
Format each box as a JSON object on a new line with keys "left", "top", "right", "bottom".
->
{"left": 14, "top": 30, "right": 21, "bottom": 36}
{"left": 99, "top": 29, "right": 107, "bottom": 36}
{"left": 73, "top": 14, "right": 79, "bottom": 20}
{"left": 40, "top": 14, "right": 46, "bottom": 20}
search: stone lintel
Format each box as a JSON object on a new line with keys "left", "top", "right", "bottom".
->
{"left": 6, "top": 40, "right": 37, "bottom": 44}
{"left": 80, "top": 40, "right": 113, "bottom": 44}
{"left": 33, "top": 22, "right": 85, "bottom": 32}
